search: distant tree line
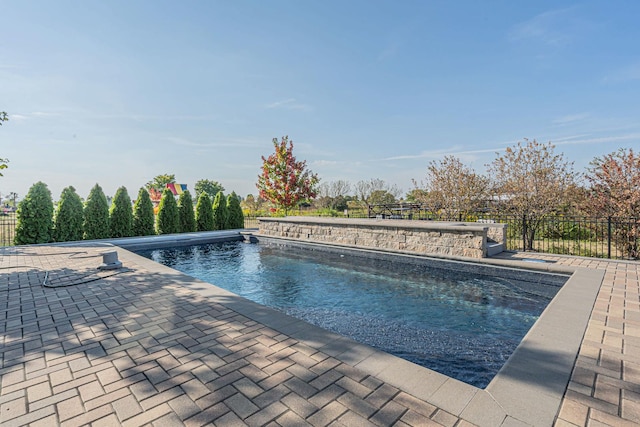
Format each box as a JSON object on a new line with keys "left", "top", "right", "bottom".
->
{"left": 250, "top": 136, "right": 640, "bottom": 256}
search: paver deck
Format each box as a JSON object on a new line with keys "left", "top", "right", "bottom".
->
{"left": 0, "top": 243, "right": 638, "bottom": 426}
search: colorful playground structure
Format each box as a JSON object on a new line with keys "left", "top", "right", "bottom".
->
{"left": 149, "top": 183, "right": 188, "bottom": 213}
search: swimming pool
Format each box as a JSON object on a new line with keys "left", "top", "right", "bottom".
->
{"left": 136, "top": 240, "right": 567, "bottom": 388}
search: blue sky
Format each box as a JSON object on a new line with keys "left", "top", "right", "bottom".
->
{"left": 2, "top": 1, "right": 640, "bottom": 201}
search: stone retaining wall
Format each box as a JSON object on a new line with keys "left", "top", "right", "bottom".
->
{"left": 257, "top": 217, "right": 507, "bottom": 258}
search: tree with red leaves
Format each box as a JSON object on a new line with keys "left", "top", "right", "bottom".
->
{"left": 257, "top": 136, "right": 319, "bottom": 215}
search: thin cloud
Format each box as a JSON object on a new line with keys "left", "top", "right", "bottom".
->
{"left": 165, "top": 136, "right": 262, "bottom": 149}
{"left": 551, "top": 134, "right": 592, "bottom": 142}
{"left": 603, "top": 62, "right": 640, "bottom": 83}
{"left": 312, "top": 160, "right": 339, "bottom": 167}
{"left": 8, "top": 111, "right": 60, "bottom": 121}
{"left": 311, "top": 159, "right": 363, "bottom": 168}
{"left": 265, "top": 98, "right": 311, "bottom": 111}
{"left": 553, "top": 133, "right": 640, "bottom": 146}
{"left": 552, "top": 113, "right": 590, "bottom": 125}
{"left": 377, "top": 43, "right": 399, "bottom": 62}
{"left": 381, "top": 145, "right": 509, "bottom": 161}
{"left": 379, "top": 133, "right": 639, "bottom": 162}
{"left": 509, "top": 7, "right": 582, "bottom": 47}
{"left": 32, "top": 111, "right": 60, "bottom": 117}
{"left": 125, "top": 114, "right": 219, "bottom": 122}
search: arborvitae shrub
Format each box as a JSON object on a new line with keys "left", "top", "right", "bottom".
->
{"left": 83, "top": 184, "right": 110, "bottom": 240}
{"left": 178, "top": 190, "right": 196, "bottom": 233}
{"left": 226, "top": 192, "right": 245, "bottom": 229}
{"left": 109, "top": 186, "right": 133, "bottom": 238}
{"left": 14, "top": 181, "right": 54, "bottom": 245}
{"left": 156, "top": 188, "right": 179, "bottom": 234}
{"left": 212, "top": 191, "right": 228, "bottom": 230}
{"left": 53, "top": 186, "right": 84, "bottom": 242}
{"left": 132, "top": 188, "right": 155, "bottom": 236}
{"left": 195, "top": 192, "right": 214, "bottom": 231}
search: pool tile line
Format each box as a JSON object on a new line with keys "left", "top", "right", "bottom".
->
{"left": 0, "top": 243, "right": 637, "bottom": 426}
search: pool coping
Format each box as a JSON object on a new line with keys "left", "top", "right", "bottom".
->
{"left": 122, "top": 232, "right": 604, "bottom": 426}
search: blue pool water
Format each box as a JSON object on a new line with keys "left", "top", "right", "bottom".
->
{"left": 137, "top": 240, "right": 563, "bottom": 388}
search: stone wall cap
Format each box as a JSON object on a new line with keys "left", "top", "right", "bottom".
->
{"left": 257, "top": 216, "right": 493, "bottom": 232}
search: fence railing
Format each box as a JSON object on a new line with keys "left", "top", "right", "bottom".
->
{"left": 3, "top": 212, "right": 639, "bottom": 260}
{"left": 0, "top": 214, "right": 15, "bottom": 246}
{"left": 0, "top": 215, "right": 259, "bottom": 247}
{"left": 243, "top": 216, "right": 259, "bottom": 229}
{"left": 362, "top": 204, "right": 640, "bottom": 260}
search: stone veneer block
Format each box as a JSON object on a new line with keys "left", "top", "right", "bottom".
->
{"left": 257, "top": 217, "right": 508, "bottom": 259}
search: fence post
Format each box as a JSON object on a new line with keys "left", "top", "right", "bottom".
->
{"left": 607, "top": 217, "right": 612, "bottom": 259}
{"left": 522, "top": 214, "right": 527, "bottom": 251}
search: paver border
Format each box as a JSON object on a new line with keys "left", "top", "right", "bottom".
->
{"left": 108, "top": 232, "right": 604, "bottom": 426}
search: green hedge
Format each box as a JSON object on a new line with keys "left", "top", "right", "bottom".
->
{"left": 133, "top": 187, "right": 155, "bottom": 236}
{"left": 195, "top": 192, "right": 214, "bottom": 231}
{"left": 109, "top": 186, "right": 133, "bottom": 238}
{"left": 212, "top": 191, "right": 228, "bottom": 230}
{"left": 53, "top": 186, "right": 84, "bottom": 242}
{"left": 157, "top": 188, "right": 179, "bottom": 234}
{"left": 227, "top": 192, "right": 244, "bottom": 229}
{"left": 15, "top": 181, "right": 54, "bottom": 245}
{"left": 178, "top": 190, "right": 196, "bottom": 233}
{"left": 84, "top": 184, "right": 110, "bottom": 240}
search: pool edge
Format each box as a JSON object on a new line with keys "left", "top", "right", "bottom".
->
{"left": 114, "top": 236, "right": 603, "bottom": 427}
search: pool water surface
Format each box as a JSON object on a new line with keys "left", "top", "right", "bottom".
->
{"left": 137, "top": 241, "right": 564, "bottom": 388}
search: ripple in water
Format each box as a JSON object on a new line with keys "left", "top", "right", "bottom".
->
{"left": 138, "top": 241, "right": 559, "bottom": 388}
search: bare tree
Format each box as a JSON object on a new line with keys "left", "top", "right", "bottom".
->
{"left": 487, "top": 139, "right": 577, "bottom": 250}
{"left": 355, "top": 178, "right": 401, "bottom": 205}
{"left": 314, "top": 182, "right": 332, "bottom": 209}
{"left": 328, "top": 180, "right": 352, "bottom": 199}
{"left": 315, "top": 180, "right": 353, "bottom": 210}
{"left": 414, "top": 155, "right": 489, "bottom": 219}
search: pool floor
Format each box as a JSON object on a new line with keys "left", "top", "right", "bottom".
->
{"left": 137, "top": 241, "right": 563, "bottom": 388}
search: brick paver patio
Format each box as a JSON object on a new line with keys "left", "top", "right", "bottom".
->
{"left": 501, "top": 253, "right": 640, "bottom": 427}
{"left": 1, "top": 244, "right": 638, "bottom": 426}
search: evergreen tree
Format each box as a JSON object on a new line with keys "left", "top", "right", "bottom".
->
{"left": 53, "top": 186, "right": 84, "bottom": 242}
{"left": 14, "top": 181, "right": 54, "bottom": 245}
{"left": 83, "top": 184, "right": 110, "bottom": 240}
{"left": 195, "top": 192, "right": 214, "bottom": 231}
{"left": 226, "top": 192, "right": 245, "bottom": 229}
{"left": 178, "top": 190, "right": 196, "bottom": 233}
{"left": 156, "top": 188, "right": 179, "bottom": 234}
{"left": 212, "top": 191, "right": 228, "bottom": 230}
{"left": 109, "top": 186, "right": 133, "bottom": 238}
{"left": 194, "top": 179, "right": 225, "bottom": 200}
{"left": 133, "top": 188, "right": 155, "bottom": 236}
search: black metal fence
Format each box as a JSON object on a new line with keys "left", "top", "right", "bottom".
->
{"left": 0, "top": 213, "right": 15, "bottom": 246}
{"left": 243, "top": 216, "right": 259, "bottom": 229}
{"left": 363, "top": 203, "right": 640, "bottom": 260}
{"left": 3, "top": 211, "right": 639, "bottom": 260}
{"left": 0, "top": 215, "right": 260, "bottom": 247}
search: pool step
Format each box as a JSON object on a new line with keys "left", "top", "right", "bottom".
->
{"left": 487, "top": 242, "right": 504, "bottom": 256}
